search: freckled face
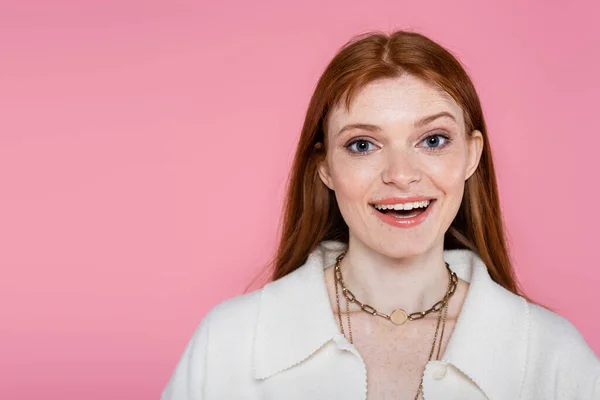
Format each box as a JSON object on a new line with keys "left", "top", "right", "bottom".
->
{"left": 317, "top": 75, "right": 483, "bottom": 258}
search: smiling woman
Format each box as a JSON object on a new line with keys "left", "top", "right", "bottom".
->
{"left": 317, "top": 76, "right": 482, "bottom": 254}
{"left": 162, "top": 30, "right": 600, "bottom": 400}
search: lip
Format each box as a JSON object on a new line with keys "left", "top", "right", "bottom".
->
{"left": 371, "top": 199, "right": 436, "bottom": 228}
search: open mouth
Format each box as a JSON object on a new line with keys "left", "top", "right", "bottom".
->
{"left": 371, "top": 200, "right": 435, "bottom": 219}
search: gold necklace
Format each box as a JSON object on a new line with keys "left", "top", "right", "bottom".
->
{"left": 333, "top": 251, "right": 455, "bottom": 400}
{"left": 334, "top": 252, "right": 458, "bottom": 325}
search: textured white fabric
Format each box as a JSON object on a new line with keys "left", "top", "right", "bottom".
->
{"left": 162, "top": 241, "right": 600, "bottom": 399}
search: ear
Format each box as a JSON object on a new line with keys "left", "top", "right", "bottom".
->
{"left": 315, "top": 142, "right": 334, "bottom": 190}
{"left": 465, "top": 129, "right": 484, "bottom": 180}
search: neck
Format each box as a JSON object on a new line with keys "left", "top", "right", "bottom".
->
{"left": 339, "top": 236, "right": 450, "bottom": 315}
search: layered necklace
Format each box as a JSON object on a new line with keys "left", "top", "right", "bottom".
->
{"left": 332, "top": 251, "right": 458, "bottom": 400}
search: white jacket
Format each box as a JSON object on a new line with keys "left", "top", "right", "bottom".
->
{"left": 162, "top": 241, "right": 600, "bottom": 399}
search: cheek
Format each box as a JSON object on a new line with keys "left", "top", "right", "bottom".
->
{"left": 428, "top": 163, "right": 465, "bottom": 193}
{"left": 329, "top": 154, "right": 378, "bottom": 199}
{"left": 423, "top": 148, "right": 468, "bottom": 193}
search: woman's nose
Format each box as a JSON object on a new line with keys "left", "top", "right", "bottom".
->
{"left": 381, "top": 151, "right": 422, "bottom": 188}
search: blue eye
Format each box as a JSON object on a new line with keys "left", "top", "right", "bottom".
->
{"left": 421, "top": 134, "right": 449, "bottom": 149}
{"left": 347, "top": 139, "right": 376, "bottom": 154}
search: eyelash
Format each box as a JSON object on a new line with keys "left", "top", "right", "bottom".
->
{"left": 345, "top": 133, "right": 453, "bottom": 155}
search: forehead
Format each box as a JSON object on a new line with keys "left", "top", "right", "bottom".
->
{"left": 327, "top": 75, "right": 464, "bottom": 134}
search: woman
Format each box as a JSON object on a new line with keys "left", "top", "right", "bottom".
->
{"left": 161, "top": 30, "right": 599, "bottom": 399}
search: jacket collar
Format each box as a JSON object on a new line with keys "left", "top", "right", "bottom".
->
{"left": 252, "top": 240, "right": 529, "bottom": 400}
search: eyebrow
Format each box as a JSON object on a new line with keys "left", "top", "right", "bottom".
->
{"left": 336, "top": 111, "right": 457, "bottom": 136}
{"left": 336, "top": 123, "right": 381, "bottom": 137}
{"left": 414, "top": 111, "right": 457, "bottom": 128}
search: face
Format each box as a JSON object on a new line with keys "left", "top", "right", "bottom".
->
{"left": 317, "top": 75, "right": 483, "bottom": 259}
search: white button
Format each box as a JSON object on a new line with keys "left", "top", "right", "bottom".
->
{"left": 431, "top": 363, "right": 448, "bottom": 380}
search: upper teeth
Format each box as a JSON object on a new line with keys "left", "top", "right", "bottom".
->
{"left": 373, "top": 200, "right": 430, "bottom": 211}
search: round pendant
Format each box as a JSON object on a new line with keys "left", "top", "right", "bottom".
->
{"left": 390, "top": 309, "right": 408, "bottom": 325}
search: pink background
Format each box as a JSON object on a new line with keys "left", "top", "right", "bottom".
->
{"left": 1, "top": 1, "right": 599, "bottom": 398}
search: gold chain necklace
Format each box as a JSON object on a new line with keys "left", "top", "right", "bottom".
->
{"left": 334, "top": 252, "right": 458, "bottom": 325}
{"left": 332, "top": 251, "right": 456, "bottom": 400}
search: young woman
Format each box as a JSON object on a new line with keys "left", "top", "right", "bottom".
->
{"left": 162, "top": 30, "right": 600, "bottom": 399}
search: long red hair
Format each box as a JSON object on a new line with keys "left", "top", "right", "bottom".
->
{"left": 248, "top": 30, "right": 526, "bottom": 297}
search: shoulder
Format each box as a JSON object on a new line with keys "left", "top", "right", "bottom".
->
{"left": 174, "top": 288, "right": 263, "bottom": 361}
{"left": 523, "top": 302, "right": 600, "bottom": 397}
{"left": 527, "top": 302, "right": 597, "bottom": 361}
{"left": 202, "top": 288, "right": 263, "bottom": 335}
{"left": 161, "top": 289, "right": 264, "bottom": 399}
{"left": 192, "top": 289, "right": 264, "bottom": 375}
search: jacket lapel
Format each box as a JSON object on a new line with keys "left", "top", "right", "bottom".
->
{"left": 439, "top": 250, "right": 529, "bottom": 399}
{"left": 252, "top": 241, "right": 346, "bottom": 380}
